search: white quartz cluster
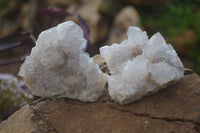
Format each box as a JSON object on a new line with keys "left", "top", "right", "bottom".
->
{"left": 18, "top": 21, "right": 107, "bottom": 102}
{"left": 100, "top": 27, "right": 184, "bottom": 104}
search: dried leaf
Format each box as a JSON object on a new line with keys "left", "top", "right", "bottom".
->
{"left": 0, "top": 32, "right": 34, "bottom": 52}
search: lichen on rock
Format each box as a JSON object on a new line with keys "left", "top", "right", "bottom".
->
{"left": 100, "top": 27, "right": 184, "bottom": 104}
{"left": 18, "top": 21, "right": 107, "bottom": 102}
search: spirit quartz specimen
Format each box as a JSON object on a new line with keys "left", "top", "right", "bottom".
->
{"left": 18, "top": 21, "right": 184, "bottom": 105}
{"left": 100, "top": 27, "right": 184, "bottom": 104}
{"left": 18, "top": 21, "right": 107, "bottom": 102}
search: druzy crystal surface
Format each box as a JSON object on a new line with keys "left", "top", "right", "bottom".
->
{"left": 18, "top": 21, "right": 107, "bottom": 102}
{"left": 100, "top": 27, "right": 184, "bottom": 104}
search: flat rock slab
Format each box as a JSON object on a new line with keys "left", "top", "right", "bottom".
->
{"left": 0, "top": 73, "right": 200, "bottom": 133}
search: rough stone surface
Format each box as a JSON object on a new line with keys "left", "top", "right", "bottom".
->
{"left": 100, "top": 27, "right": 184, "bottom": 104}
{"left": 18, "top": 21, "right": 107, "bottom": 102}
{"left": 0, "top": 73, "right": 199, "bottom": 133}
{"left": 107, "top": 73, "right": 200, "bottom": 132}
{"left": 0, "top": 105, "right": 49, "bottom": 133}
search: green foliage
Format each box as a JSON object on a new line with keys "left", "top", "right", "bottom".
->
{"left": 138, "top": 0, "right": 200, "bottom": 73}
{"left": 0, "top": 0, "right": 7, "bottom": 9}
{"left": 139, "top": 0, "right": 199, "bottom": 37}
{"left": 0, "top": 88, "right": 16, "bottom": 110}
{"left": 0, "top": 78, "right": 31, "bottom": 122}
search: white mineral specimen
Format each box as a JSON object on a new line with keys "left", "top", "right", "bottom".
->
{"left": 100, "top": 27, "right": 184, "bottom": 104}
{"left": 18, "top": 21, "right": 107, "bottom": 102}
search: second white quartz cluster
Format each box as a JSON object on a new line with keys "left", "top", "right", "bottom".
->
{"left": 100, "top": 27, "right": 184, "bottom": 104}
{"left": 18, "top": 21, "right": 107, "bottom": 102}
